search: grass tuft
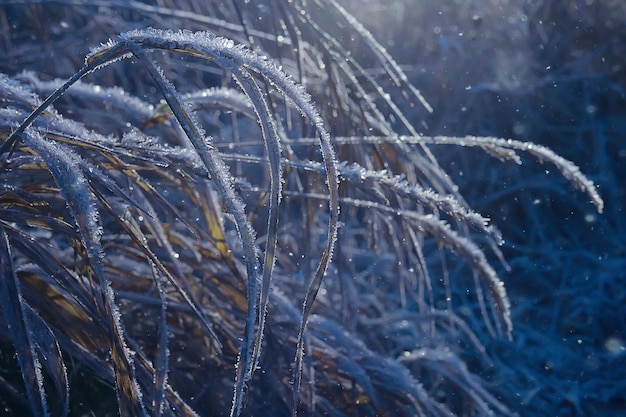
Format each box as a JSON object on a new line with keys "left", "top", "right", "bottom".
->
{"left": 0, "top": 2, "right": 617, "bottom": 417}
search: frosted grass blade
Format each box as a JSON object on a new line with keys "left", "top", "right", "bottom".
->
{"left": 24, "top": 131, "right": 148, "bottom": 417}
{"left": 0, "top": 226, "right": 49, "bottom": 417}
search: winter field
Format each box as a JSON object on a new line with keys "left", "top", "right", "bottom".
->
{"left": 0, "top": 1, "right": 624, "bottom": 416}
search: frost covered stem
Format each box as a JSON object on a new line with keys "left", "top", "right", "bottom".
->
{"left": 126, "top": 43, "right": 262, "bottom": 417}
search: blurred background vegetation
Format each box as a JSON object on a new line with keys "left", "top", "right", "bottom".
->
{"left": 0, "top": 1, "right": 624, "bottom": 416}
{"left": 343, "top": 0, "right": 626, "bottom": 415}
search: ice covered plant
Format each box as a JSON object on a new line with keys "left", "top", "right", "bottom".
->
{"left": 0, "top": 4, "right": 603, "bottom": 417}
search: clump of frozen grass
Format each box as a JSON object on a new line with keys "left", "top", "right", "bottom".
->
{"left": 0, "top": 4, "right": 604, "bottom": 417}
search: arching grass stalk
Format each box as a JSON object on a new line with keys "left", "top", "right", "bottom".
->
{"left": 2, "top": 28, "right": 340, "bottom": 417}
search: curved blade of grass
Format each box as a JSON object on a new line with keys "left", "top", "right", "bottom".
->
{"left": 23, "top": 130, "right": 148, "bottom": 417}
{"left": 398, "top": 134, "right": 605, "bottom": 213}
{"left": 113, "top": 29, "right": 340, "bottom": 414}
{"left": 225, "top": 60, "right": 283, "bottom": 382}
{"left": 123, "top": 44, "right": 263, "bottom": 417}
{"left": 162, "top": 40, "right": 286, "bottom": 398}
